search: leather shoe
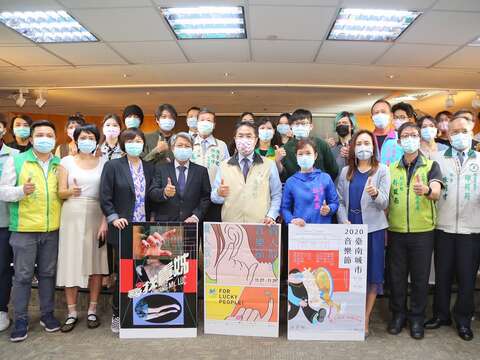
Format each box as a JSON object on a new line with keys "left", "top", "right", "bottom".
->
{"left": 457, "top": 326, "right": 473, "bottom": 341}
{"left": 410, "top": 321, "right": 424, "bottom": 340}
{"left": 387, "top": 315, "right": 406, "bottom": 335}
{"left": 424, "top": 317, "right": 452, "bottom": 330}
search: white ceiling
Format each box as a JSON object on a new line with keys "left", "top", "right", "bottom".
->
{"left": 0, "top": 0, "right": 479, "bottom": 115}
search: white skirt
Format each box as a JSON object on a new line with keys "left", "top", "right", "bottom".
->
{"left": 56, "top": 197, "right": 108, "bottom": 288}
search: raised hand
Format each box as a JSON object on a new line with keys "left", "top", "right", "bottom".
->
{"left": 365, "top": 177, "right": 378, "bottom": 198}
{"left": 217, "top": 178, "right": 230, "bottom": 198}
{"left": 71, "top": 178, "right": 82, "bottom": 197}
{"left": 320, "top": 200, "right": 330, "bottom": 216}
{"left": 413, "top": 174, "right": 428, "bottom": 196}
{"left": 23, "top": 177, "right": 35, "bottom": 195}
{"left": 274, "top": 145, "right": 286, "bottom": 162}
{"left": 164, "top": 177, "right": 176, "bottom": 198}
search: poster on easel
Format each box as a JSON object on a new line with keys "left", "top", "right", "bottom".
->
{"left": 203, "top": 222, "right": 281, "bottom": 337}
{"left": 119, "top": 222, "right": 197, "bottom": 338}
{"left": 288, "top": 224, "right": 367, "bottom": 341}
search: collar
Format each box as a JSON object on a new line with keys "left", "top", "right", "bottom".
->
{"left": 194, "top": 134, "right": 216, "bottom": 146}
{"left": 397, "top": 153, "right": 425, "bottom": 169}
{"left": 174, "top": 159, "right": 190, "bottom": 169}
{"left": 227, "top": 152, "right": 264, "bottom": 167}
{"left": 0, "top": 143, "right": 12, "bottom": 156}
{"left": 374, "top": 129, "right": 396, "bottom": 140}
{"left": 444, "top": 146, "right": 476, "bottom": 159}
{"left": 25, "top": 148, "right": 59, "bottom": 165}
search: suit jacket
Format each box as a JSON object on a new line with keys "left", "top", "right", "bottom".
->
{"left": 100, "top": 156, "right": 154, "bottom": 245}
{"left": 149, "top": 161, "right": 211, "bottom": 222}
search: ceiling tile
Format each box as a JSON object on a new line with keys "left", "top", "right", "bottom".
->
{"left": 179, "top": 40, "right": 250, "bottom": 62}
{"left": 252, "top": 40, "right": 320, "bottom": 62}
{"left": 316, "top": 41, "right": 391, "bottom": 65}
{"left": 42, "top": 43, "right": 127, "bottom": 65}
{"left": 0, "top": 46, "right": 68, "bottom": 66}
{"left": 0, "top": 0, "right": 62, "bottom": 11}
{"left": 70, "top": 7, "right": 173, "bottom": 42}
{"left": 58, "top": 0, "right": 152, "bottom": 8}
{"left": 340, "top": 0, "right": 436, "bottom": 9}
{"left": 109, "top": 41, "right": 186, "bottom": 64}
{"left": 433, "top": 0, "right": 480, "bottom": 11}
{"left": 249, "top": 0, "right": 339, "bottom": 5}
{"left": 249, "top": 5, "right": 337, "bottom": 40}
{"left": 376, "top": 43, "right": 458, "bottom": 67}
{"left": 434, "top": 47, "right": 480, "bottom": 69}
{"left": 398, "top": 11, "right": 480, "bottom": 45}
{"left": 0, "top": 25, "right": 33, "bottom": 45}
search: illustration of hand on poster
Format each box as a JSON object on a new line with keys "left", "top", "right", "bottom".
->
{"left": 203, "top": 222, "right": 281, "bottom": 337}
{"left": 119, "top": 222, "right": 197, "bottom": 339}
{"left": 288, "top": 224, "right": 368, "bottom": 341}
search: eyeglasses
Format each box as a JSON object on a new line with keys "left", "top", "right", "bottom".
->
{"left": 400, "top": 134, "right": 419, "bottom": 140}
{"left": 394, "top": 115, "right": 409, "bottom": 121}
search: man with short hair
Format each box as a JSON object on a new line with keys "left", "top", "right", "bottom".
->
{"left": 281, "top": 109, "right": 338, "bottom": 181}
{"left": 0, "top": 120, "right": 62, "bottom": 342}
{"left": 426, "top": 115, "right": 480, "bottom": 341}
{"left": 143, "top": 103, "right": 177, "bottom": 164}
{"left": 186, "top": 106, "right": 200, "bottom": 139}
{"left": 211, "top": 121, "right": 282, "bottom": 224}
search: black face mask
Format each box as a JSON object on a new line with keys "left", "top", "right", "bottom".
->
{"left": 336, "top": 124, "right": 350, "bottom": 137}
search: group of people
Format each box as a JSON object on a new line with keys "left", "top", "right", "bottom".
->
{"left": 0, "top": 100, "right": 479, "bottom": 343}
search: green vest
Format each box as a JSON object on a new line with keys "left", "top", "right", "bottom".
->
{"left": 9, "top": 149, "right": 61, "bottom": 232}
{"left": 388, "top": 155, "right": 436, "bottom": 233}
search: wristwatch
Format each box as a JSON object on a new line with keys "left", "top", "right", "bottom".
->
{"left": 424, "top": 186, "right": 432, "bottom": 197}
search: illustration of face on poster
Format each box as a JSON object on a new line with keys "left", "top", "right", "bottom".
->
{"left": 203, "top": 223, "right": 281, "bottom": 338}
{"left": 120, "top": 222, "right": 197, "bottom": 338}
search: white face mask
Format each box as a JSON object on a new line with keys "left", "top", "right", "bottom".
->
{"left": 420, "top": 127, "right": 437, "bottom": 142}
{"left": 258, "top": 129, "right": 274, "bottom": 142}
{"left": 355, "top": 145, "right": 373, "bottom": 160}
{"left": 159, "top": 118, "right": 175, "bottom": 131}
{"left": 186, "top": 117, "right": 198, "bottom": 129}
{"left": 372, "top": 113, "right": 390, "bottom": 129}
{"left": 197, "top": 120, "right": 214, "bottom": 136}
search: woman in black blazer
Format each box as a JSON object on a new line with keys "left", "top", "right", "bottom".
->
{"left": 99, "top": 127, "right": 154, "bottom": 334}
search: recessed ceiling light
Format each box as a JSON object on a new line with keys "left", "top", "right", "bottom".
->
{"left": 469, "top": 37, "right": 480, "bottom": 46}
{"left": 367, "top": 92, "right": 373, "bottom": 96}
{"left": 387, "top": 74, "right": 395, "bottom": 79}
{"left": 0, "top": 10, "right": 97, "bottom": 43}
{"left": 161, "top": 6, "right": 246, "bottom": 40}
{"left": 327, "top": 8, "right": 422, "bottom": 42}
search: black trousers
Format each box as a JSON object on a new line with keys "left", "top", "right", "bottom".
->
{"left": 432, "top": 230, "right": 480, "bottom": 327}
{"left": 388, "top": 231, "right": 434, "bottom": 322}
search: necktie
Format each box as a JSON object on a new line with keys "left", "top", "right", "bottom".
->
{"left": 458, "top": 151, "right": 465, "bottom": 165}
{"left": 178, "top": 166, "right": 186, "bottom": 196}
{"left": 241, "top": 158, "right": 250, "bottom": 181}
{"left": 202, "top": 140, "right": 208, "bottom": 155}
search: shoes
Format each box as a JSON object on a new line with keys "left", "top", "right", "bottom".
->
{"left": 424, "top": 317, "right": 452, "bottom": 330}
{"left": 10, "top": 319, "right": 28, "bottom": 342}
{"left": 111, "top": 315, "right": 119, "bottom": 334}
{"left": 457, "top": 326, "right": 473, "bottom": 341}
{"left": 410, "top": 321, "right": 424, "bottom": 340}
{"left": 39, "top": 313, "right": 61, "bottom": 332}
{"left": 387, "top": 315, "right": 406, "bottom": 335}
{"left": 60, "top": 316, "right": 78, "bottom": 333}
{"left": 0, "top": 311, "right": 11, "bottom": 332}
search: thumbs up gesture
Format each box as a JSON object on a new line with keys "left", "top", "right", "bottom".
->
{"left": 320, "top": 199, "right": 330, "bottom": 216}
{"left": 274, "top": 145, "right": 286, "bottom": 162}
{"left": 164, "top": 177, "right": 176, "bottom": 198}
{"left": 413, "top": 174, "right": 428, "bottom": 196}
{"left": 217, "top": 178, "right": 230, "bottom": 198}
{"left": 23, "top": 177, "right": 35, "bottom": 195}
{"left": 71, "top": 178, "right": 82, "bottom": 197}
{"left": 365, "top": 177, "right": 378, "bottom": 198}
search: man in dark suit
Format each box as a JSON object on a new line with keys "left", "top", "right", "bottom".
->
{"left": 149, "top": 132, "right": 211, "bottom": 223}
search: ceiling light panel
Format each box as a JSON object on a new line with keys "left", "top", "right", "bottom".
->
{"left": 0, "top": 10, "right": 98, "bottom": 43}
{"left": 161, "top": 6, "right": 246, "bottom": 40}
{"left": 328, "top": 8, "right": 422, "bottom": 42}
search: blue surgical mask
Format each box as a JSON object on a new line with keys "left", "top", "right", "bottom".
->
{"left": 186, "top": 117, "right": 197, "bottom": 129}
{"left": 197, "top": 121, "right": 214, "bottom": 136}
{"left": 125, "top": 116, "right": 141, "bottom": 129}
{"left": 124, "top": 142, "right": 144, "bottom": 157}
{"left": 159, "top": 118, "right": 175, "bottom": 132}
{"left": 173, "top": 147, "right": 193, "bottom": 162}
{"left": 77, "top": 139, "right": 97, "bottom": 154}
{"left": 33, "top": 137, "right": 55, "bottom": 154}
{"left": 14, "top": 127, "right": 30, "bottom": 139}
{"left": 292, "top": 125, "right": 310, "bottom": 139}
{"left": 297, "top": 155, "right": 315, "bottom": 170}
{"left": 451, "top": 133, "right": 472, "bottom": 151}
{"left": 372, "top": 113, "right": 390, "bottom": 129}
{"left": 420, "top": 127, "right": 437, "bottom": 142}
{"left": 277, "top": 124, "right": 290, "bottom": 136}
{"left": 258, "top": 129, "right": 274, "bottom": 142}
{"left": 400, "top": 137, "right": 420, "bottom": 154}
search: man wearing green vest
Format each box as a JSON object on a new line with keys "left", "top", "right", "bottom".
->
{"left": 0, "top": 120, "right": 62, "bottom": 342}
{"left": 387, "top": 122, "right": 442, "bottom": 340}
